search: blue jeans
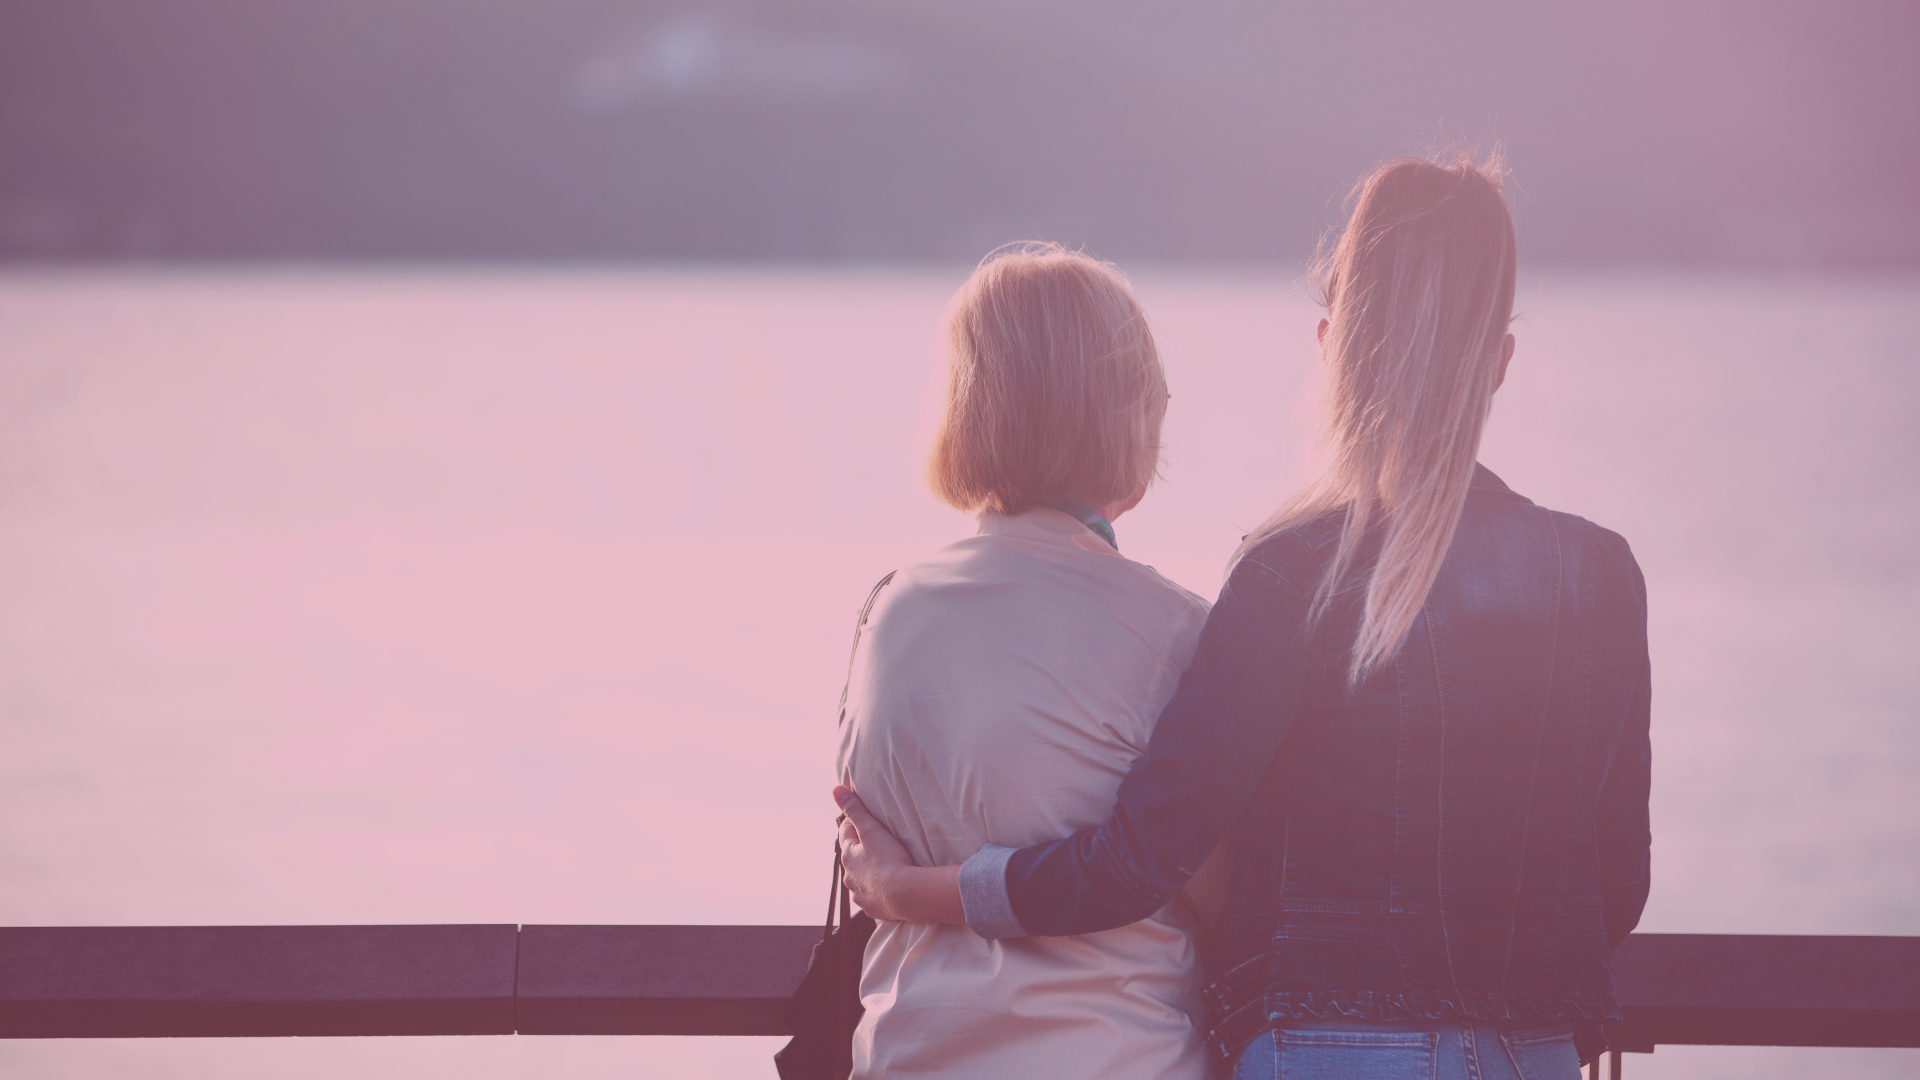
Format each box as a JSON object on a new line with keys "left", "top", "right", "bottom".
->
{"left": 1231, "top": 1019, "right": 1582, "bottom": 1080}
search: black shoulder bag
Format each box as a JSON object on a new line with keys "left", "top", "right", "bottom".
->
{"left": 773, "top": 571, "right": 894, "bottom": 1080}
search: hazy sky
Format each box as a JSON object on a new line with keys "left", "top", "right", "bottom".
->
{"left": 2, "top": 0, "right": 1916, "bottom": 261}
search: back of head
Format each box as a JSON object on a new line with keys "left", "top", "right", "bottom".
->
{"left": 927, "top": 243, "right": 1167, "bottom": 515}
{"left": 1242, "top": 151, "right": 1518, "bottom": 684}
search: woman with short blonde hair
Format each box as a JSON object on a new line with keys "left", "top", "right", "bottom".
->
{"left": 834, "top": 243, "right": 1213, "bottom": 1079}
{"left": 928, "top": 244, "right": 1167, "bottom": 518}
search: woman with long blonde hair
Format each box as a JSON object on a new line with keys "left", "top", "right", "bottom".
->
{"left": 836, "top": 154, "right": 1653, "bottom": 1080}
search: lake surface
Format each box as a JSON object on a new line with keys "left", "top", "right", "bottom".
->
{"left": 1, "top": 266, "right": 1915, "bottom": 1078}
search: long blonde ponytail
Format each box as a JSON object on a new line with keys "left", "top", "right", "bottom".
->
{"left": 1236, "top": 152, "right": 1518, "bottom": 685}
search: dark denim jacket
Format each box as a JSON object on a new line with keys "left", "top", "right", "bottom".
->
{"left": 959, "top": 466, "right": 1652, "bottom": 1064}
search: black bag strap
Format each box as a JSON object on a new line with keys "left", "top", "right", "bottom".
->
{"left": 822, "top": 838, "right": 847, "bottom": 942}
{"left": 825, "top": 571, "right": 896, "bottom": 942}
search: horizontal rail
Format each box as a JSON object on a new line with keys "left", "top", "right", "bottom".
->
{"left": 0, "top": 924, "right": 518, "bottom": 1038}
{"left": 2, "top": 928, "right": 1916, "bottom": 1048}
{"left": 1606, "top": 933, "right": 1920, "bottom": 1050}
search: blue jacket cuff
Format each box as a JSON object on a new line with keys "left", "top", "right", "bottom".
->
{"left": 958, "top": 844, "right": 1026, "bottom": 938}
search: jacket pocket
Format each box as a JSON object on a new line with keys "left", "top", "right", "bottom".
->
{"left": 1500, "top": 1026, "right": 1581, "bottom": 1080}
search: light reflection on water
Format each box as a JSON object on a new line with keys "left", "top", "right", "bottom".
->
{"left": 1, "top": 267, "right": 1915, "bottom": 1078}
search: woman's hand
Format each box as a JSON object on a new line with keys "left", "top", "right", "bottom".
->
{"left": 834, "top": 785, "right": 967, "bottom": 926}
{"left": 834, "top": 784, "right": 913, "bottom": 916}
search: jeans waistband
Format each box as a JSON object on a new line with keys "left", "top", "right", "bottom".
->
{"left": 1272, "top": 1017, "right": 1576, "bottom": 1034}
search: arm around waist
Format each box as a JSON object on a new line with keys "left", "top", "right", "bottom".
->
{"left": 969, "top": 550, "right": 1320, "bottom": 937}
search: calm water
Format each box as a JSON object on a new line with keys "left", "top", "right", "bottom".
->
{"left": 1, "top": 267, "right": 1916, "bottom": 1078}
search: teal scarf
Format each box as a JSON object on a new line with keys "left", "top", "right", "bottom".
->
{"left": 1043, "top": 502, "right": 1118, "bottom": 551}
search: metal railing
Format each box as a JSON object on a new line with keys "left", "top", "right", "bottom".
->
{"left": 4, "top": 928, "right": 1916, "bottom": 1073}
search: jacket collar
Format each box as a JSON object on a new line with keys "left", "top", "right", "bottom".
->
{"left": 977, "top": 507, "right": 1121, "bottom": 555}
{"left": 1469, "top": 462, "right": 1534, "bottom": 505}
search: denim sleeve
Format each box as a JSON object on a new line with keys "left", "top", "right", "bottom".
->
{"left": 958, "top": 844, "right": 1024, "bottom": 938}
{"left": 1595, "top": 532, "right": 1652, "bottom": 950}
{"left": 1000, "top": 551, "right": 1318, "bottom": 937}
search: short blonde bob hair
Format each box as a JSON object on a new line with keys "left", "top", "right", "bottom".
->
{"left": 927, "top": 243, "right": 1167, "bottom": 515}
